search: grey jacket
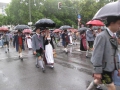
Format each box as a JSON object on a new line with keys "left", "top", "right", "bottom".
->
{"left": 91, "top": 30, "right": 120, "bottom": 74}
{"left": 2, "top": 34, "right": 10, "bottom": 42}
{"left": 86, "top": 29, "right": 95, "bottom": 41}
{"left": 32, "top": 34, "right": 44, "bottom": 51}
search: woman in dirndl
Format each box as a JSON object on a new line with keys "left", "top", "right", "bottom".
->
{"left": 44, "top": 28, "right": 55, "bottom": 69}
{"left": 26, "top": 33, "right": 32, "bottom": 49}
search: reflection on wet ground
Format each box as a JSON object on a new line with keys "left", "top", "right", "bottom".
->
{"left": 0, "top": 44, "right": 120, "bottom": 90}
{"left": 54, "top": 45, "right": 93, "bottom": 75}
{"left": 55, "top": 60, "right": 92, "bottom": 75}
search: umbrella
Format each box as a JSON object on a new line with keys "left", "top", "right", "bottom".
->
{"left": 68, "top": 28, "right": 78, "bottom": 32}
{"left": 53, "top": 29, "right": 61, "bottom": 33}
{"left": 0, "top": 26, "right": 9, "bottom": 32}
{"left": 35, "top": 18, "right": 56, "bottom": 28}
{"left": 14, "top": 25, "right": 30, "bottom": 30}
{"left": 93, "top": 0, "right": 120, "bottom": 20}
{"left": 59, "top": 25, "right": 72, "bottom": 30}
{"left": 23, "top": 29, "right": 32, "bottom": 34}
{"left": 78, "top": 27, "right": 88, "bottom": 34}
{"left": 86, "top": 20, "right": 104, "bottom": 26}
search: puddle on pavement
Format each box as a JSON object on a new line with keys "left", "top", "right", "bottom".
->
{"left": 0, "top": 70, "right": 8, "bottom": 82}
{"left": 55, "top": 60, "right": 92, "bottom": 75}
{"left": 56, "top": 55, "right": 92, "bottom": 69}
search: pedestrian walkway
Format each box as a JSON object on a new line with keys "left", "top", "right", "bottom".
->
{"left": 0, "top": 46, "right": 120, "bottom": 90}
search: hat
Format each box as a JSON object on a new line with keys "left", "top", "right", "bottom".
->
{"left": 17, "top": 30, "right": 22, "bottom": 33}
{"left": 33, "top": 27, "right": 45, "bottom": 32}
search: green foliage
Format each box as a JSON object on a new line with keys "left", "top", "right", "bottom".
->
{"left": 1, "top": 0, "right": 117, "bottom": 28}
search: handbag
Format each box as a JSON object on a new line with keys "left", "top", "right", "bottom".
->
{"left": 53, "top": 52, "right": 57, "bottom": 58}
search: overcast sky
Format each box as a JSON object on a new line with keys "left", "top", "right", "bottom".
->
{"left": 0, "top": 0, "right": 11, "bottom": 3}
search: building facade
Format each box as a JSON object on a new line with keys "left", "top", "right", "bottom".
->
{"left": 0, "top": 2, "right": 8, "bottom": 15}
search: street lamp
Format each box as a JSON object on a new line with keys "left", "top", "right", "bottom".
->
{"left": 29, "top": 0, "right": 31, "bottom": 23}
{"left": 20, "top": 0, "right": 36, "bottom": 26}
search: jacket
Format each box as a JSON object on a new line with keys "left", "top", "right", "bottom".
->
{"left": 91, "top": 29, "right": 120, "bottom": 74}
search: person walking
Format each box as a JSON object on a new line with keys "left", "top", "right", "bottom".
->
{"left": 68, "top": 30, "right": 73, "bottom": 45}
{"left": 54, "top": 32, "right": 60, "bottom": 46}
{"left": 32, "top": 27, "right": 45, "bottom": 73}
{"left": 73, "top": 32, "right": 77, "bottom": 45}
{"left": 13, "top": 30, "right": 25, "bottom": 60}
{"left": 96, "top": 27, "right": 102, "bottom": 36}
{"left": 44, "top": 28, "right": 55, "bottom": 69}
{"left": 86, "top": 25, "right": 96, "bottom": 58}
{"left": 26, "top": 33, "right": 32, "bottom": 50}
{"left": 80, "top": 32, "right": 87, "bottom": 51}
{"left": 62, "top": 30, "right": 70, "bottom": 53}
{"left": 2, "top": 32, "right": 10, "bottom": 53}
{"left": 86, "top": 16, "right": 120, "bottom": 90}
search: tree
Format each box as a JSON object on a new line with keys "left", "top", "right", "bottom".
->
{"left": 4, "top": 0, "right": 118, "bottom": 28}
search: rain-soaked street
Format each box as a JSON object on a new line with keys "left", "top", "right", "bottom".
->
{"left": 0, "top": 44, "right": 120, "bottom": 90}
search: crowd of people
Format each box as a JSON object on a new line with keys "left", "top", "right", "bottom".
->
{"left": 0, "top": 27, "right": 81, "bottom": 72}
{"left": 0, "top": 16, "right": 120, "bottom": 90}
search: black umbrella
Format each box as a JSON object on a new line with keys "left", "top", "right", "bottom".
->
{"left": 14, "top": 25, "right": 30, "bottom": 30}
{"left": 59, "top": 25, "right": 72, "bottom": 30}
{"left": 35, "top": 18, "right": 56, "bottom": 28}
{"left": 78, "top": 27, "right": 88, "bottom": 34}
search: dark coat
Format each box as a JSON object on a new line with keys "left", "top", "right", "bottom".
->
{"left": 13, "top": 35, "right": 25, "bottom": 52}
{"left": 62, "top": 33, "right": 70, "bottom": 46}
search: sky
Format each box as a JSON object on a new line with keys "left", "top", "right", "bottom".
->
{"left": 0, "top": 0, "right": 11, "bottom": 3}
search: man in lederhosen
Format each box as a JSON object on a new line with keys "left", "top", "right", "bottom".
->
{"left": 86, "top": 16, "right": 120, "bottom": 90}
{"left": 13, "top": 30, "right": 25, "bottom": 61}
{"left": 2, "top": 32, "right": 10, "bottom": 53}
{"left": 32, "top": 27, "right": 45, "bottom": 73}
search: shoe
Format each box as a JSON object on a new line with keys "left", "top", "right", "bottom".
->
{"left": 86, "top": 56, "right": 89, "bottom": 58}
{"left": 19, "top": 56, "right": 20, "bottom": 59}
{"left": 20, "top": 57, "right": 23, "bottom": 61}
{"left": 66, "top": 51, "right": 68, "bottom": 54}
{"left": 96, "top": 86, "right": 103, "bottom": 90}
{"left": 5, "top": 51, "right": 7, "bottom": 53}
{"left": 96, "top": 88, "right": 103, "bottom": 90}
{"left": 36, "top": 64, "right": 39, "bottom": 68}
{"left": 50, "top": 65, "right": 54, "bottom": 69}
{"left": 8, "top": 49, "right": 9, "bottom": 52}
{"left": 42, "top": 68, "right": 45, "bottom": 73}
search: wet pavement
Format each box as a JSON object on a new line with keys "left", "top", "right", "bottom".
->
{"left": 0, "top": 44, "right": 120, "bottom": 90}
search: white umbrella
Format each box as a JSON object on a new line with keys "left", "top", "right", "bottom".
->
{"left": 93, "top": 0, "right": 120, "bottom": 20}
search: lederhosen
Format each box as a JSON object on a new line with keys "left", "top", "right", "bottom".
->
{"left": 101, "top": 30, "right": 118, "bottom": 84}
{"left": 3, "top": 35, "right": 9, "bottom": 45}
{"left": 36, "top": 34, "right": 44, "bottom": 57}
